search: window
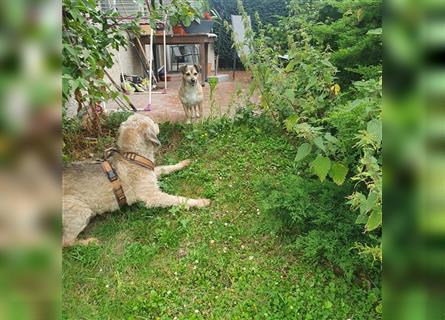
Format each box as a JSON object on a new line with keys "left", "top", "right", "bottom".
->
{"left": 98, "top": 0, "right": 147, "bottom": 18}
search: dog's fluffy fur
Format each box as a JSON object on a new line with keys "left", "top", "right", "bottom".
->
{"left": 62, "top": 114, "right": 210, "bottom": 246}
{"left": 179, "top": 64, "right": 204, "bottom": 123}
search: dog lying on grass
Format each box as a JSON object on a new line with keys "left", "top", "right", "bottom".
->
{"left": 62, "top": 114, "right": 210, "bottom": 246}
{"left": 179, "top": 64, "right": 203, "bottom": 124}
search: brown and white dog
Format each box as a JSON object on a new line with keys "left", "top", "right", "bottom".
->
{"left": 178, "top": 64, "right": 203, "bottom": 124}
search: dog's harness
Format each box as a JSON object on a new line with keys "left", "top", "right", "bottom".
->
{"left": 101, "top": 148, "right": 155, "bottom": 208}
{"left": 101, "top": 160, "right": 127, "bottom": 207}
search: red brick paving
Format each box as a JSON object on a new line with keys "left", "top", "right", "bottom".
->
{"left": 105, "top": 71, "right": 257, "bottom": 123}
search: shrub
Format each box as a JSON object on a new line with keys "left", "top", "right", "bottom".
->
{"left": 62, "top": 0, "right": 139, "bottom": 135}
{"left": 209, "top": 0, "right": 289, "bottom": 68}
{"left": 265, "top": 0, "right": 382, "bottom": 87}
{"left": 257, "top": 173, "right": 378, "bottom": 280}
{"left": 62, "top": 111, "right": 132, "bottom": 162}
{"left": 234, "top": 0, "right": 382, "bottom": 261}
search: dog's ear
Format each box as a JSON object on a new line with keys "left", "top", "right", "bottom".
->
{"left": 179, "top": 65, "right": 188, "bottom": 74}
{"left": 193, "top": 64, "right": 201, "bottom": 74}
{"left": 146, "top": 126, "right": 161, "bottom": 147}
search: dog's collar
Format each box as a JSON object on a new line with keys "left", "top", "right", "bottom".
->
{"left": 122, "top": 152, "right": 155, "bottom": 170}
{"left": 104, "top": 148, "right": 155, "bottom": 171}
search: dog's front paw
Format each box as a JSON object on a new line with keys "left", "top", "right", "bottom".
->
{"left": 196, "top": 198, "right": 211, "bottom": 208}
{"left": 181, "top": 159, "right": 192, "bottom": 167}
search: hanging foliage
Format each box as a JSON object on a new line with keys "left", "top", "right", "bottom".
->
{"left": 62, "top": 0, "right": 139, "bottom": 135}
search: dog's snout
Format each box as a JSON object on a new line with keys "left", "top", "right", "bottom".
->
{"left": 191, "top": 78, "right": 196, "bottom": 83}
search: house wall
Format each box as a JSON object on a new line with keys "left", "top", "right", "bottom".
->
{"left": 107, "top": 33, "right": 144, "bottom": 83}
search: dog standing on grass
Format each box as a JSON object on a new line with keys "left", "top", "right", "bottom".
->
{"left": 179, "top": 64, "right": 203, "bottom": 124}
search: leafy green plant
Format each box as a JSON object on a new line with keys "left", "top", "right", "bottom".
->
{"left": 233, "top": 0, "right": 382, "bottom": 261}
{"left": 164, "top": 0, "right": 206, "bottom": 27}
{"left": 62, "top": 110, "right": 132, "bottom": 162}
{"left": 266, "top": 0, "right": 382, "bottom": 87}
{"left": 62, "top": 0, "right": 139, "bottom": 135}
{"left": 209, "top": 0, "right": 289, "bottom": 68}
{"left": 257, "top": 173, "right": 380, "bottom": 279}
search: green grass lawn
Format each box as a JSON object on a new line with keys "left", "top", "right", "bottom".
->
{"left": 63, "top": 114, "right": 379, "bottom": 319}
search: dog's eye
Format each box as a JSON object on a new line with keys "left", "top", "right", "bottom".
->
{"left": 193, "top": 73, "right": 198, "bottom": 76}
{"left": 186, "top": 72, "right": 190, "bottom": 76}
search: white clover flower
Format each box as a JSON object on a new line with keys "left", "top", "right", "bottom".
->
{"left": 249, "top": 256, "right": 254, "bottom": 260}
{"left": 210, "top": 240, "right": 215, "bottom": 244}
{"left": 194, "top": 309, "right": 199, "bottom": 314}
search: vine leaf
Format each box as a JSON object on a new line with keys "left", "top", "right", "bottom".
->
{"left": 324, "top": 133, "right": 338, "bottom": 144}
{"left": 367, "top": 28, "right": 382, "bottom": 35}
{"left": 329, "top": 162, "right": 348, "bottom": 185}
{"left": 367, "top": 119, "right": 382, "bottom": 146}
{"left": 295, "top": 143, "right": 312, "bottom": 162}
{"left": 311, "top": 155, "right": 331, "bottom": 182}
{"left": 284, "top": 114, "right": 298, "bottom": 132}
{"left": 285, "top": 59, "right": 297, "bottom": 72}
{"left": 366, "top": 209, "right": 382, "bottom": 231}
{"left": 355, "top": 212, "right": 368, "bottom": 224}
{"left": 314, "top": 136, "right": 326, "bottom": 152}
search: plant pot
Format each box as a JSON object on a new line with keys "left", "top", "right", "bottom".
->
{"left": 155, "top": 22, "right": 165, "bottom": 35}
{"left": 172, "top": 24, "right": 187, "bottom": 35}
{"left": 184, "top": 20, "right": 215, "bottom": 34}
{"left": 140, "top": 23, "right": 152, "bottom": 35}
{"left": 156, "top": 22, "right": 165, "bottom": 31}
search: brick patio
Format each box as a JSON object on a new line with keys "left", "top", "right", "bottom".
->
{"left": 105, "top": 71, "right": 257, "bottom": 123}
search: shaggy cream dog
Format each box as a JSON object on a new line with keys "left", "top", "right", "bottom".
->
{"left": 179, "top": 64, "right": 203, "bottom": 124}
{"left": 63, "top": 114, "right": 210, "bottom": 246}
